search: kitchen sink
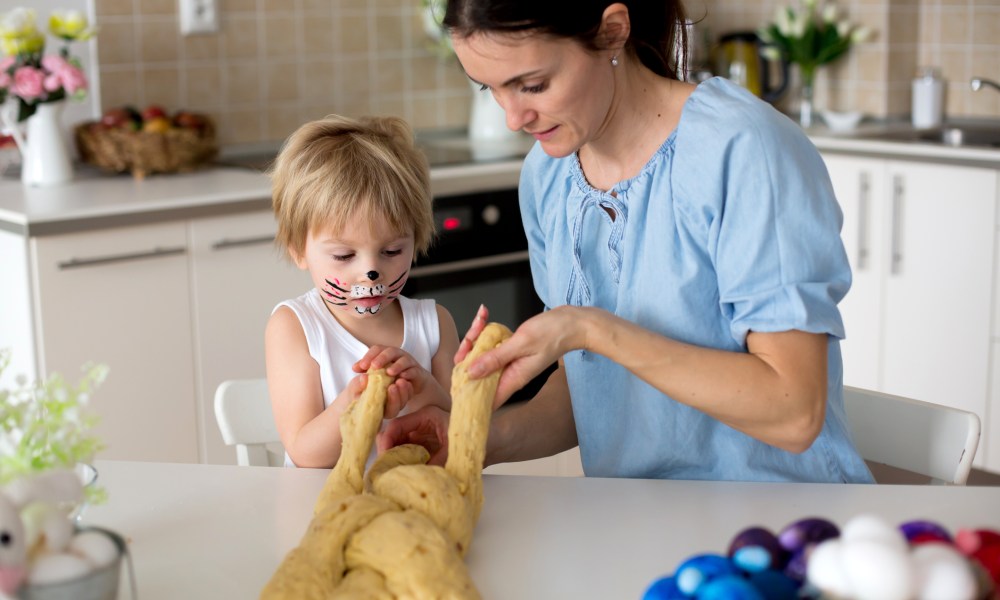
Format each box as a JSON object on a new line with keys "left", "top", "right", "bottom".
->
{"left": 854, "top": 123, "right": 1000, "bottom": 149}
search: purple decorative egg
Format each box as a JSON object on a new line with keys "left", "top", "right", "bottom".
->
{"left": 899, "top": 520, "right": 952, "bottom": 545}
{"left": 728, "top": 527, "right": 788, "bottom": 572}
{"left": 778, "top": 518, "right": 840, "bottom": 553}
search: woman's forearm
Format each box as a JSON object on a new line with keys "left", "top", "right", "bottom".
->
{"left": 486, "top": 362, "right": 578, "bottom": 466}
{"left": 573, "top": 307, "right": 828, "bottom": 453}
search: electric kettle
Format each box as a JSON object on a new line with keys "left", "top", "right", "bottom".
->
{"left": 715, "top": 31, "right": 789, "bottom": 103}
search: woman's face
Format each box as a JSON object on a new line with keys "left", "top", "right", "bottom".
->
{"left": 452, "top": 32, "right": 616, "bottom": 158}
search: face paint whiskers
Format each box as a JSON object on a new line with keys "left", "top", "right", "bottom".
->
{"left": 324, "top": 270, "right": 408, "bottom": 315}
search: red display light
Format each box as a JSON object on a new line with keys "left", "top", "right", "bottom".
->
{"left": 443, "top": 217, "right": 462, "bottom": 231}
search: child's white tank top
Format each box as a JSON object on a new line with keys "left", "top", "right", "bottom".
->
{"left": 273, "top": 289, "right": 440, "bottom": 467}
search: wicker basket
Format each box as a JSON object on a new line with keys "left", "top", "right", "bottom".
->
{"left": 74, "top": 117, "right": 218, "bottom": 179}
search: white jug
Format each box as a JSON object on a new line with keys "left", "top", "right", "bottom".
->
{"left": 1, "top": 100, "right": 74, "bottom": 187}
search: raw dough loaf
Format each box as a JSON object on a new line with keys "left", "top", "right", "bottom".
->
{"left": 261, "top": 323, "right": 513, "bottom": 599}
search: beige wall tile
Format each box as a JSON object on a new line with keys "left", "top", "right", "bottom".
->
{"left": 303, "top": 15, "right": 336, "bottom": 55}
{"left": 98, "top": 68, "right": 141, "bottom": 110}
{"left": 218, "top": 108, "right": 264, "bottom": 144}
{"left": 265, "top": 106, "right": 304, "bottom": 142}
{"left": 96, "top": 21, "right": 137, "bottom": 66}
{"left": 185, "top": 65, "right": 225, "bottom": 108}
{"left": 141, "top": 67, "right": 182, "bottom": 109}
{"left": 222, "top": 16, "right": 260, "bottom": 59}
{"left": 139, "top": 20, "right": 180, "bottom": 63}
{"left": 183, "top": 34, "right": 221, "bottom": 61}
{"left": 374, "top": 57, "right": 405, "bottom": 94}
{"left": 373, "top": 14, "right": 405, "bottom": 53}
{"left": 95, "top": 0, "right": 134, "bottom": 18}
{"left": 372, "top": 95, "right": 405, "bottom": 118}
{"left": 939, "top": 8, "right": 969, "bottom": 44}
{"left": 339, "top": 14, "right": 370, "bottom": 54}
{"left": 221, "top": 0, "right": 258, "bottom": 12}
{"left": 264, "top": 61, "right": 301, "bottom": 102}
{"left": 971, "top": 8, "right": 1000, "bottom": 45}
{"left": 264, "top": 16, "right": 298, "bottom": 58}
{"left": 410, "top": 94, "right": 442, "bottom": 129}
{"left": 408, "top": 55, "right": 440, "bottom": 93}
{"left": 336, "top": 56, "right": 372, "bottom": 95}
{"left": 301, "top": 59, "right": 336, "bottom": 101}
{"left": 226, "top": 64, "right": 262, "bottom": 105}
{"left": 137, "top": 0, "right": 175, "bottom": 16}
{"left": 262, "top": 0, "right": 289, "bottom": 13}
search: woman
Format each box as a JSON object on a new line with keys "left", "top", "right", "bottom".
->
{"left": 380, "top": 0, "right": 873, "bottom": 483}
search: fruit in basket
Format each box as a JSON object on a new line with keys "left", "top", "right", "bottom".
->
{"left": 141, "top": 104, "right": 168, "bottom": 122}
{"left": 99, "top": 107, "right": 131, "bottom": 129}
{"left": 142, "top": 117, "right": 172, "bottom": 133}
{"left": 173, "top": 110, "right": 208, "bottom": 132}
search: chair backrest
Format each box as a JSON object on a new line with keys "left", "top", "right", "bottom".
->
{"left": 214, "top": 379, "right": 284, "bottom": 467}
{"left": 843, "top": 386, "right": 981, "bottom": 485}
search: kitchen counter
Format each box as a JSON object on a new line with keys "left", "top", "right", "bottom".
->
{"left": 3, "top": 120, "right": 998, "bottom": 236}
{"left": 0, "top": 160, "right": 524, "bottom": 236}
{"left": 84, "top": 460, "right": 1000, "bottom": 600}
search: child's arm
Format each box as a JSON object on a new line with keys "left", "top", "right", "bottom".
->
{"left": 429, "top": 304, "right": 460, "bottom": 406}
{"left": 265, "top": 306, "right": 364, "bottom": 468}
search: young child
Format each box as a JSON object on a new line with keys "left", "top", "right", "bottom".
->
{"left": 266, "top": 114, "right": 459, "bottom": 468}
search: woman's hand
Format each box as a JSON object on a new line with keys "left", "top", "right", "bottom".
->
{"left": 376, "top": 405, "right": 450, "bottom": 466}
{"left": 456, "top": 305, "right": 588, "bottom": 408}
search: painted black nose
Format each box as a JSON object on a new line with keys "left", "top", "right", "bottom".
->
{"left": 366, "top": 270, "right": 379, "bottom": 281}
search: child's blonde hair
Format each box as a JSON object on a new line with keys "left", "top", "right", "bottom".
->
{"left": 270, "top": 114, "right": 434, "bottom": 261}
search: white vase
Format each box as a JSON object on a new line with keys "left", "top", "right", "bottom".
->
{"left": 468, "top": 80, "right": 519, "bottom": 144}
{"left": 1, "top": 100, "right": 74, "bottom": 187}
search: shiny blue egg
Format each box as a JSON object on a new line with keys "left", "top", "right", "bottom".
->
{"left": 642, "top": 575, "right": 686, "bottom": 600}
{"left": 676, "top": 554, "right": 740, "bottom": 595}
{"left": 747, "top": 570, "right": 799, "bottom": 600}
{"left": 695, "top": 575, "right": 764, "bottom": 600}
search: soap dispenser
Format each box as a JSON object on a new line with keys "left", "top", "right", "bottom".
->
{"left": 912, "top": 67, "right": 945, "bottom": 129}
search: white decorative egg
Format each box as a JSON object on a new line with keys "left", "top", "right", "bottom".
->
{"left": 69, "top": 530, "right": 119, "bottom": 569}
{"left": 806, "top": 538, "right": 853, "bottom": 597}
{"left": 911, "top": 543, "right": 976, "bottom": 600}
{"left": 27, "top": 552, "right": 92, "bottom": 585}
{"left": 841, "top": 514, "right": 907, "bottom": 551}
{"left": 841, "top": 538, "right": 914, "bottom": 600}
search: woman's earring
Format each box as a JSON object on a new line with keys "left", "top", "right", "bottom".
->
{"left": 611, "top": 55, "right": 619, "bottom": 67}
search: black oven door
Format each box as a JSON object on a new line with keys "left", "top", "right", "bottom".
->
{"left": 403, "top": 188, "right": 555, "bottom": 403}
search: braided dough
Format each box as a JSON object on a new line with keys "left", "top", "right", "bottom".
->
{"left": 261, "top": 323, "right": 512, "bottom": 599}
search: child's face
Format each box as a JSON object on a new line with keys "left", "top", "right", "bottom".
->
{"left": 295, "top": 213, "right": 415, "bottom": 319}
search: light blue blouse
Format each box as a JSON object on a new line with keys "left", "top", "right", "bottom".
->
{"left": 519, "top": 77, "right": 873, "bottom": 483}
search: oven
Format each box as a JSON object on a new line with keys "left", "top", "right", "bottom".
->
{"left": 403, "top": 186, "right": 554, "bottom": 403}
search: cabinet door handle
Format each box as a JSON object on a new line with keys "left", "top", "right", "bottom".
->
{"left": 890, "top": 174, "right": 904, "bottom": 275}
{"left": 57, "top": 246, "right": 187, "bottom": 270}
{"left": 410, "top": 250, "right": 530, "bottom": 278}
{"left": 857, "top": 171, "right": 870, "bottom": 270}
{"left": 211, "top": 235, "right": 275, "bottom": 250}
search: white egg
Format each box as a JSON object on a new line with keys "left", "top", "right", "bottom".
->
{"left": 842, "top": 514, "right": 907, "bottom": 551}
{"left": 69, "top": 531, "right": 120, "bottom": 569}
{"left": 27, "top": 552, "right": 92, "bottom": 585}
{"left": 806, "top": 538, "right": 854, "bottom": 597}
{"left": 842, "top": 538, "right": 915, "bottom": 600}
{"left": 911, "top": 543, "right": 977, "bottom": 600}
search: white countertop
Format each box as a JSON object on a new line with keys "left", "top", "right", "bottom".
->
{"left": 82, "top": 460, "right": 1000, "bottom": 600}
{"left": 0, "top": 160, "right": 524, "bottom": 236}
{"left": 3, "top": 122, "right": 998, "bottom": 236}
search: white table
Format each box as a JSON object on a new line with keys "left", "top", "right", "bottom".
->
{"left": 84, "top": 460, "right": 1000, "bottom": 599}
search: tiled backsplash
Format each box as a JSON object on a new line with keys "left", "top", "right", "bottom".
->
{"left": 698, "top": 0, "right": 1000, "bottom": 119}
{"left": 94, "top": 0, "right": 473, "bottom": 147}
{"left": 94, "top": 0, "right": 999, "bottom": 148}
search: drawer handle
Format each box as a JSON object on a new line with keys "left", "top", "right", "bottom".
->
{"left": 890, "top": 175, "right": 904, "bottom": 276}
{"left": 211, "top": 235, "right": 275, "bottom": 250}
{"left": 57, "top": 246, "right": 187, "bottom": 270}
{"left": 410, "top": 250, "right": 529, "bottom": 278}
{"left": 857, "top": 171, "right": 870, "bottom": 270}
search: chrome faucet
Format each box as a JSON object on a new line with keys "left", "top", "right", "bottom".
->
{"left": 970, "top": 77, "right": 1000, "bottom": 93}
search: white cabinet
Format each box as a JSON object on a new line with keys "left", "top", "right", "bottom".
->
{"left": 188, "top": 211, "right": 309, "bottom": 464}
{"left": 824, "top": 153, "right": 998, "bottom": 469}
{"left": 30, "top": 222, "right": 199, "bottom": 463}
{"left": 484, "top": 447, "right": 584, "bottom": 477}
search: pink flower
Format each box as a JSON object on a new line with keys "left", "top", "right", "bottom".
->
{"left": 0, "top": 56, "right": 13, "bottom": 71}
{"left": 11, "top": 66, "right": 46, "bottom": 100}
{"left": 39, "top": 54, "right": 88, "bottom": 95}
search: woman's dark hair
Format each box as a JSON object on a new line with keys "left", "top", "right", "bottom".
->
{"left": 443, "top": 0, "right": 688, "bottom": 81}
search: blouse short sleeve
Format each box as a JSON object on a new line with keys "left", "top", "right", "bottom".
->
{"left": 673, "top": 80, "right": 851, "bottom": 346}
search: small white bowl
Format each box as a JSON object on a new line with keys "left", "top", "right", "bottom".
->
{"left": 822, "top": 110, "right": 864, "bottom": 132}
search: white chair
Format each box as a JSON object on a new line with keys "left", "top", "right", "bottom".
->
{"left": 214, "top": 379, "right": 285, "bottom": 467}
{"left": 843, "top": 386, "right": 981, "bottom": 485}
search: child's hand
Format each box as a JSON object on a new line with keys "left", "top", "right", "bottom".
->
{"left": 354, "top": 346, "right": 435, "bottom": 418}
